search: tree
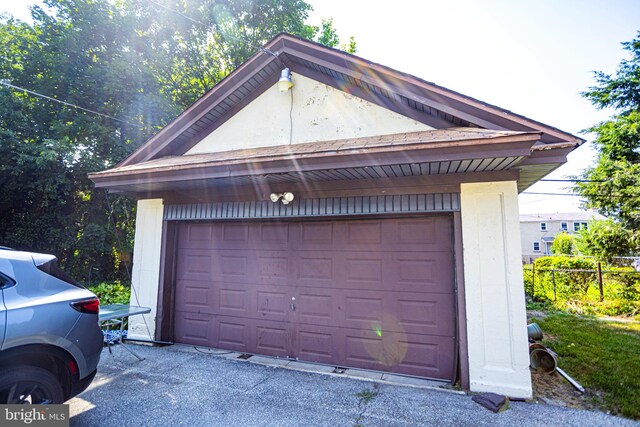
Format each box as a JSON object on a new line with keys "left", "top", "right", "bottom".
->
{"left": 574, "top": 219, "right": 638, "bottom": 265}
{"left": 550, "top": 232, "right": 574, "bottom": 255}
{"left": 575, "top": 33, "right": 640, "bottom": 229}
{"left": 0, "top": 0, "right": 355, "bottom": 282}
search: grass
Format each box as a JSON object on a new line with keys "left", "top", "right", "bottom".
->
{"left": 354, "top": 385, "right": 379, "bottom": 427}
{"left": 531, "top": 312, "right": 640, "bottom": 419}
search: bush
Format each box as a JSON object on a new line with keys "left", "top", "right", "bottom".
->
{"left": 550, "top": 232, "right": 574, "bottom": 255}
{"left": 89, "top": 282, "right": 131, "bottom": 305}
{"left": 523, "top": 256, "right": 640, "bottom": 318}
{"left": 528, "top": 256, "right": 596, "bottom": 301}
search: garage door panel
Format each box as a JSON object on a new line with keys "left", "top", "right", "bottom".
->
{"left": 387, "top": 218, "right": 453, "bottom": 252}
{"left": 341, "top": 256, "right": 383, "bottom": 288}
{"left": 175, "top": 279, "right": 212, "bottom": 313}
{"left": 216, "top": 316, "right": 291, "bottom": 358}
{"left": 343, "top": 329, "right": 453, "bottom": 378}
{"left": 394, "top": 293, "right": 455, "bottom": 336}
{"left": 295, "top": 252, "right": 335, "bottom": 286}
{"left": 176, "top": 279, "right": 294, "bottom": 322}
{"left": 295, "top": 290, "right": 338, "bottom": 327}
{"left": 210, "top": 315, "right": 293, "bottom": 357}
{"left": 295, "top": 288, "right": 453, "bottom": 337}
{"left": 175, "top": 250, "right": 213, "bottom": 282}
{"left": 182, "top": 248, "right": 294, "bottom": 287}
{"left": 295, "top": 222, "right": 335, "bottom": 250}
{"left": 174, "top": 312, "right": 213, "bottom": 346}
{"left": 391, "top": 252, "right": 454, "bottom": 293}
{"left": 396, "top": 335, "right": 454, "bottom": 378}
{"left": 296, "top": 329, "right": 335, "bottom": 364}
{"left": 340, "top": 290, "right": 454, "bottom": 336}
{"left": 343, "top": 293, "right": 383, "bottom": 326}
{"left": 255, "top": 324, "right": 290, "bottom": 357}
{"left": 178, "top": 223, "right": 214, "bottom": 248}
{"left": 256, "top": 289, "right": 291, "bottom": 322}
{"left": 254, "top": 251, "right": 292, "bottom": 284}
{"left": 216, "top": 318, "right": 249, "bottom": 351}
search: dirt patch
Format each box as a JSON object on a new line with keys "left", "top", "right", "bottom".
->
{"left": 527, "top": 310, "right": 550, "bottom": 322}
{"left": 531, "top": 368, "right": 595, "bottom": 410}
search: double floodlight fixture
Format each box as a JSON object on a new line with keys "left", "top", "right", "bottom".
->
{"left": 270, "top": 192, "right": 295, "bottom": 205}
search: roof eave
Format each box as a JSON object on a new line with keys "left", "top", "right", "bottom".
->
{"left": 113, "top": 33, "right": 583, "bottom": 170}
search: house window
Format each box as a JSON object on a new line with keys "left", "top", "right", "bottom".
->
{"left": 574, "top": 222, "right": 588, "bottom": 232}
{"left": 533, "top": 242, "right": 541, "bottom": 252}
{"left": 561, "top": 222, "right": 568, "bottom": 232}
{"left": 540, "top": 222, "right": 547, "bottom": 231}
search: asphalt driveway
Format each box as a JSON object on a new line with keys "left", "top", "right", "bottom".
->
{"left": 69, "top": 344, "right": 636, "bottom": 426}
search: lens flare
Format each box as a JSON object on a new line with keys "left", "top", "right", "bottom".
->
{"left": 364, "top": 314, "right": 408, "bottom": 367}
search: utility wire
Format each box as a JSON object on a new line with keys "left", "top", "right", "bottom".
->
{"left": 144, "top": 0, "right": 280, "bottom": 59}
{"left": 522, "top": 191, "right": 635, "bottom": 198}
{"left": 539, "top": 179, "right": 605, "bottom": 183}
{"left": 0, "top": 80, "right": 147, "bottom": 129}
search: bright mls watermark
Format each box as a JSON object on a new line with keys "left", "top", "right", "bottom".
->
{"left": 2, "top": 405, "right": 69, "bottom": 426}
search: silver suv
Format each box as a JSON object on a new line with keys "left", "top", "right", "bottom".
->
{"left": 0, "top": 248, "right": 103, "bottom": 403}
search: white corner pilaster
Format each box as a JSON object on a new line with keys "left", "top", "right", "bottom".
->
{"left": 128, "top": 198, "right": 164, "bottom": 340}
{"left": 460, "top": 181, "right": 532, "bottom": 398}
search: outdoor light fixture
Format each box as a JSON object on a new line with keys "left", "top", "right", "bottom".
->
{"left": 277, "top": 68, "right": 293, "bottom": 92}
{"left": 270, "top": 192, "right": 295, "bottom": 205}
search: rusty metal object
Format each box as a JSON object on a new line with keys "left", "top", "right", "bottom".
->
{"left": 530, "top": 348, "right": 558, "bottom": 373}
{"left": 526, "top": 323, "right": 585, "bottom": 394}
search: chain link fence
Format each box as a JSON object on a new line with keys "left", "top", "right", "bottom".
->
{"left": 523, "top": 264, "right": 640, "bottom": 316}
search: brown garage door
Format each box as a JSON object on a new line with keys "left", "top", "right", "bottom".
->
{"left": 173, "top": 216, "right": 455, "bottom": 380}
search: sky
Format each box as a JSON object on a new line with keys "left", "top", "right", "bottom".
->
{"left": 2, "top": 0, "right": 639, "bottom": 215}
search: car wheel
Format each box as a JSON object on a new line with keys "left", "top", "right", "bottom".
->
{"left": 0, "top": 366, "right": 64, "bottom": 404}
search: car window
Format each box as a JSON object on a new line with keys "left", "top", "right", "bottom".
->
{"left": 0, "top": 271, "right": 16, "bottom": 289}
{"left": 36, "top": 259, "right": 85, "bottom": 289}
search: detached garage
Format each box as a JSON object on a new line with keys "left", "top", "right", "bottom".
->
{"left": 90, "top": 33, "right": 583, "bottom": 398}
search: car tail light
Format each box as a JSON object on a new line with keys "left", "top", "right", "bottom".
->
{"left": 71, "top": 297, "right": 100, "bottom": 314}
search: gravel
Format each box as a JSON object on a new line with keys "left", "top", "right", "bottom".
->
{"left": 69, "top": 344, "right": 638, "bottom": 427}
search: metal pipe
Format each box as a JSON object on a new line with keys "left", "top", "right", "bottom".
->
{"left": 556, "top": 367, "right": 585, "bottom": 394}
{"left": 123, "top": 338, "right": 174, "bottom": 346}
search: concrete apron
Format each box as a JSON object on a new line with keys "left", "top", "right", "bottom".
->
{"left": 171, "top": 343, "right": 464, "bottom": 394}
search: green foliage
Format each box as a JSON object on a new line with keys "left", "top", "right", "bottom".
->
{"left": 0, "top": 0, "right": 354, "bottom": 281}
{"left": 531, "top": 256, "right": 597, "bottom": 300}
{"left": 575, "top": 219, "right": 638, "bottom": 264}
{"left": 576, "top": 32, "right": 640, "bottom": 229}
{"left": 603, "top": 267, "right": 640, "bottom": 315}
{"left": 550, "top": 232, "right": 574, "bottom": 255}
{"left": 581, "top": 34, "right": 640, "bottom": 114}
{"left": 524, "top": 256, "right": 640, "bottom": 318}
{"left": 89, "top": 282, "right": 131, "bottom": 305}
{"left": 315, "top": 18, "right": 340, "bottom": 49}
{"left": 534, "top": 313, "right": 640, "bottom": 419}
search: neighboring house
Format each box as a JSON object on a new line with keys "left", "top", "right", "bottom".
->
{"left": 520, "top": 212, "right": 605, "bottom": 262}
{"left": 89, "top": 33, "right": 583, "bottom": 399}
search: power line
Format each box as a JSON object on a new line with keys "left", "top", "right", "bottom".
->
{"left": 522, "top": 192, "right": 582, "bottom": 196}
{"left": 1, "top": 0, "right": 285, "bottom": 132}
{"left": 0, "top": 80, "right": 147, "bottom": 129}
{"left": 539, "top": 179, "right": 605, "bottom": 183}
{"left": 522, "top": 191, "right": 635, "bottom": 198}
{"left": 144, "top": 0, "right": 280, "bottom": 59}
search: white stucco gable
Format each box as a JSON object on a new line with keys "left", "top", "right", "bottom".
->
{"left": 186, "top": 73, "right": 434, "bottom": 155}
